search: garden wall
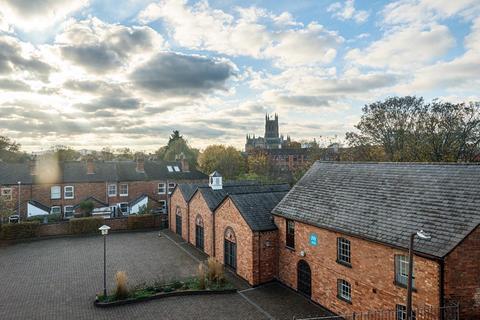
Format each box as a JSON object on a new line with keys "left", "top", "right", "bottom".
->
{"left": 0, "top": 214, "right": 167, "bottom": 242}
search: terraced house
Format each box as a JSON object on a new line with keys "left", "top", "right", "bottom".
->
{"left": 0, "top": 157, "right": 207, "bottom": 219}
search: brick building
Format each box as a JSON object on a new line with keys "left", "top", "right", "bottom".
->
{"left": 0, "top": 157, "right": 207, "bottom": 219}
{"left": 273, "top": 162, "right": 480, "bottom": 319}
{"left": 169, "top": 173, "right": 289, "bottom": 285}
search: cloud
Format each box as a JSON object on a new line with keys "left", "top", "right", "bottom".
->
{"left": 138, "top": 0, "right": 343, "bottom": 66}
{"left": 0, "top": 35, "right": 53, "bottom": 80}
{"left": 75, "top": 96, "right": 143, "bottom": 113}
{"left": 345, "top": 24, "right": 455, "bottom": 70}
{"left": 130, "top": 52, "right": 235, "bottom": 96}
{"left": 0, "top": 79, "right": 31, "bottom": 91}
{"left": 56, "top": 18, "right": 165, "bottom": 73}
{"left": 382, "top": 0, "right": 480, "bottom": 26}
{"left": 327, "top": 0, "right": 369, "bottom": 24}
{"left": 0, "top": 0, "right": 89, "bottom": 31}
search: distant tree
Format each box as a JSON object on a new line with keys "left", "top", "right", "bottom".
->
{"left": 0, "top": 135, "right": 27, "bottom": 162}
{"left": 50, "top": 145, "right": 81, "bottom": 162}
{"left": 155, "top": 130, "right": 199, "bottom": 167}
{"left": 247, "top": 152, "right": 269, "bottom": 177}
{"left": 198, "top": 145, "right": 245, "bottom": 179}
{"left": 115, "top": 148, "right": 134, "bottom": 160}
{"left": 346, "top": 97, "right": 480, "bottom": 162}
{"left": 99, "top": 147, "right": 115, "bottom": 161}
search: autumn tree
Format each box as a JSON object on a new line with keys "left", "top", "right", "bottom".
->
{"left": 0, "top": 135, "right": 26, "bottom": 162}
{"left": 198, "top": 145, "right": 244, "bottom": 179}
{"left": 346, "top": 97, "right": 480, "bottom": 162}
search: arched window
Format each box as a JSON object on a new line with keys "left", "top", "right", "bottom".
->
{"left": 224, "top": 227, "right": 236, "bottom": 270}
{"left": 195, "top": 215, "right": 204, "bottom": 251}
{"left": 224, "top": 227, "right": 236, "bottom": 243}
{"left": 175, "top": 206, "right": 182, "bottom": 236}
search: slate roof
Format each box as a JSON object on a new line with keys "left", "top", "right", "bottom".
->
{"left": 0, "top": 160, "right": 207, "bottom": 185}
{"left": 199, "top": 183, "right": 291, "bottom": 212}
{"left": 28, "top": 200, "right": 50, "bottom": 213}
{"left": 128, "top": 193, "right": 159, "bottom": 207}
{"left": 176, "top": 183, "right": 208, "bottom": 202}
{"left": 229, "top": 191, "right": 288, "bottom": 231}
{"left": 273, "top": 161, "right": 480, "bottom": 258}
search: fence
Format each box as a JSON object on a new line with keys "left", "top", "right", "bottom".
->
{"left": 295, "top": 303, "right": 459, "bottom": 320}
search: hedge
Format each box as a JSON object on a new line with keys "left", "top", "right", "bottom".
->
{"left": 127, "top": 214, "right": 155, "bottom": 230}
{"left": 0, "top": 221, "right": 40, "bottom": 240}
{"left": 69, "top": 217, "right": 105, "bottom": 234}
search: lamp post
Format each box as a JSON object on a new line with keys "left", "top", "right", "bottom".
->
{"left": 406, "top": 229, "right": 431, "bottom": 320}
{"left": 99, "top": 225, "right": 111, "bottom": 298}
{"left": 17, "top": 181, "right": 21, "bottom": 222}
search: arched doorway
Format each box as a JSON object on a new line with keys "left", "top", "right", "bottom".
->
{"left": 195, "top": 215, "right": 204, "bottom": 251}
{"left": 224, "top": 227, "right": 237, "bottom": 270}
{"left": 175, "top": 207, "right": 182, "bottom": 236}
{"left": 297, "top": 260, "right": 311, "bottom": 297}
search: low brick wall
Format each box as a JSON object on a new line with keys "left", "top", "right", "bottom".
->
{"left": 37, "top": 222, "right": 70, "bottom": 237}
{"left": 1, "top": 214, "right": 167, "bottom": 243}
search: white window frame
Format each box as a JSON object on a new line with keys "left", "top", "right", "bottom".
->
{"left": 337, "top": 279, "right": 351, "bottom": 302}
{"left": 51, "top": 186, "right": 61, "bottom": 200}
{"left": 173, "top": 166, "right": 180, "bottom": 172}
{"left": 64, "top": 186, "right": 74, "bottom": 199}
{"left": 119, "top": 202, "right": 129, "bottom": 215}
{"left": 108, "top": 184, "right": 117, "bottom": 197}
{"left": 119, "top": 183, "right": 128, "bottom": 197}
{"left": 64, "top": 205, "right": 74, "bottom": 218}
{"left": 167, "top": 166, "right": 173, "bottom": 172}
{"left": 158, "top": 183, "right": 166, "bottom": 194}
{"left": 159, "top": 200, "right": 166, "bottom": 212}
{"left": 168, "top": 182, "right": 176, "bottom": 194}
{"left": 1, "top": 187, "right": 13, "bottom": 201}
{"left": 50, "top": 206, "right": 61, "bottom": 215}
{"left": 395, "top": 255, "right": 413, "bottom": 287}
{"left": 337, "top": 237, "right": 351, "bottom": 265}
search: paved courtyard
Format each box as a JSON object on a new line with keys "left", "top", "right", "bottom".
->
{"left": 0, "top": 230, "right": 330, "bottom": 320}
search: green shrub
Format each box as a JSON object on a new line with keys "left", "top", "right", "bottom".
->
{"left": 27, "top": 214, "right": 62, "bottom": 224}
{"left": 69, "top": 217, "right": 104, "bottom": 234}
{"left": 0, "top": 221, "right": 40, "bottom": 240}
{"left": 127, "top": 214, "right": 154, "bottom": 230}
{"left": 77, "top": 200, "right": 95, "bottom": 217}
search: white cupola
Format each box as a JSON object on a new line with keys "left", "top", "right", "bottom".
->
{"left": 209, "top": 171, "right": 223, "bottom": 190}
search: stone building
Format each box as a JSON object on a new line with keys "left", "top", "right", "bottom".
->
{"left": 273, "top": 162, "right": 480, "bottom": 319}
{"left": 245, "top": 114, "right": 290, "bottom": 151}
{"left": 0, "top": 157, "right": 207, "bottom": 219}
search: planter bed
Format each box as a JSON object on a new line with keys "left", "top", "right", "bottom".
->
{"left": 94, "top": 288, "right": 237, "bottom": 307}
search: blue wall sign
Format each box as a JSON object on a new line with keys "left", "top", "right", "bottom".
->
{"left": 309, "top": 233, "right": 318, "bottom": 246}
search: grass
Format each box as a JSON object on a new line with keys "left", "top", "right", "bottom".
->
{"left": 97, "top": 262, "right": 234, "bottom": 303}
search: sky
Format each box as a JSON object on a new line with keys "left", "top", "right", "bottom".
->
{"left": 0, "top": 0, "right": 479, "bottom": 152}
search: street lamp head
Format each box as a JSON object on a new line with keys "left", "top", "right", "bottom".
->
{"left": 17, "top": 181, "right": 21, "bottom": 185}
{"left": 416, "top": 229, "right": 431, "bottom": 240}
{"left": 99, "top": 225, "right": 111, "bottom": 235}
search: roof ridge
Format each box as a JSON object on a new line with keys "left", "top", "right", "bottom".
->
{"left": 228, "top": 190, "right": 288, "bottom": 196}
{"left": 314, "top": 160, "right": 480, "bottom": 166}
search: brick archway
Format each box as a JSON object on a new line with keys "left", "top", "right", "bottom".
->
{"left": 224, "top": 227, "right": 237, "bottom": 270}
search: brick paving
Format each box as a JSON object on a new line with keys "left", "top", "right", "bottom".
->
{"left": 0, "top": 231, "right": 330, "bottom": 320}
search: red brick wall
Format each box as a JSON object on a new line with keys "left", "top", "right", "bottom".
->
{"left": 444, "top": 225, "right": 480, "bottom": 320}
{"left": 215, "top": 198, "right": 255, "bottom": 284}
{"left": 188, "top": 191, "right": 214, "bottom": 256}
{"left": 253, "top": 230, "right": 278, "bottom": 285}
{"left": 169, "top": 188, "right": 188, "bottom": 240}
{"left": 274, "top": 216, "right": 441, "bottom": 315}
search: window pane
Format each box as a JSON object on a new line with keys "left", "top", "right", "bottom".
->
{"left": 337, "top": 238, "right": 351, "bottom": 264}
{"left": 395, "top": 255, "right": 413, "bottom": 287}
{"left": 158, "top": 183, "right": 166, "bottom": 194}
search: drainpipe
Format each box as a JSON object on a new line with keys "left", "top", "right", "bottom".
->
{"left": 440, "top": 258, "right": 445, "bottom": 320}
{"left": 187, "top": 198, "right": 190, "bottom": 243}
{"left": 212, "top": 212, "right": 216, "bottom": 257}
{"left": 257, "top": 232, "right": 261, "bottom": 285}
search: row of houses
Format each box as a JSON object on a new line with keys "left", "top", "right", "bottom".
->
{"left": 170, "top": 162, "right": 480, "bottom": 320}
{"left": 0, "top": 156, "right": 207, "bottom": 219}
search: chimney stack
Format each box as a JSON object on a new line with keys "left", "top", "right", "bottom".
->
{"left": 86, "top": 156, "right": 95, "bottom": 175}
{"left": 29, "top": 156, "right": 37, "bottom": 176}
{"left": 178, "top": 152, "right": 189, "bottom": 172}
{"left": 136, "top": 155, "right": 145, "bottom": 173}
